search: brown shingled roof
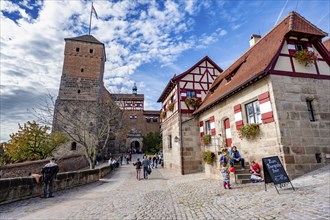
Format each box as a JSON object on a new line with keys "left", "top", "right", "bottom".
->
{"left": 195, "top": 11, "right": 328, "bottom": 115}
{"left": 65, "top": 35, "right": 104, "bottom": 45}
{"left": 323, "top": 38, "right": 330, "bottom": 52}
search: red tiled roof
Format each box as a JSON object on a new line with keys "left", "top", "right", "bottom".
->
{"left": 323, "top": 38, "right": 330, "bottom": 52}
{"left": 195, "top": 11, "right": 328, "bottom": 115}
{"left": 157, "top": 56, "right": 223, "bottom": 102}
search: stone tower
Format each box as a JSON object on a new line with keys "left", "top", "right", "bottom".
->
{"left": 57, "top": 35, "right": 106, "bottom": 102}
{"left": 53, "top": 35, "right": 106, "bottom": 156}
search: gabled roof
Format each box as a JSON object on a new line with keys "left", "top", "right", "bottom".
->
{"left": 323, "top": 38, "right": 330, "bottom": 52}
{"left": 157, "top": 56, "right": 223, "bottom": 102}
{"left": 195, "top": 11, "right": 328, "bottom": 115}
{"left": 65, "top": 35, "right": 104, "bottom": 45}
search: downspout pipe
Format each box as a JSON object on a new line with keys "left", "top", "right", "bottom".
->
{"left": 177, "top": 82, "right": 184, "bottom": 175}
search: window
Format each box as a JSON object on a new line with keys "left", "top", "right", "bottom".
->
{"left": 80, "top": 68, "right": 84, "bottom": 72}
{"left": 167, "top": 135, "right": 172, "bottom": 149}
{"left": 76, "top": 47, "right": 80, "bottom": 52}
{"left": 89, "top": 49, "right": 93, "bottom": 54}
{"left": 71, "top": 142, "right": 77, "bottom": 150}
{"left": 186, "top": 90, "right": 196, "bottom": 98}
{"left": 205, "top": 120, "right": 211, "bottom": 135}
{"left": 245, "top": 100, "right": 261, "bottom": 124}
{"left": 295, "top": 44, "right": 304, "bottom": 51}
{"left": 77, "top": 89, "right": 81, "bottom": 94}
{"left": 306, "top": 99, "right": 315, "bottom": 121}
{"left": 130, "top": 115, "right": 137, "bottom": 120}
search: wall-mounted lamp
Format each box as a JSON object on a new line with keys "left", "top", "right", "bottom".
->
{"left": 174, "top": 136, "right": 180, "bottom": 143}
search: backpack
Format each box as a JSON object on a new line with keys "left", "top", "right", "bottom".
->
{"left": 220, "top": 155, "right": 227, "bottom": 165}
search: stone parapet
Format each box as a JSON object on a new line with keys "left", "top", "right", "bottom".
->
{"left": 0, "top": 165, "right": 113, "bottom": 205}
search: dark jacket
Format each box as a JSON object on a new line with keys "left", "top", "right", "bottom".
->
{"left": 41, "top": 162, "right": 59, "bottom": 183}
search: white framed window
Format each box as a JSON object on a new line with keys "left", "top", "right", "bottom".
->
{"left": 245, "top": 100, "right": 261, "bottom": 124}
{"left": 204, "top": 120, "right": 211, "bottom": 135}
{"left": 186, "top": 90, "right": 196, "bottom": 98}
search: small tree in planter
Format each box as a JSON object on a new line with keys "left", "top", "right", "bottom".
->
{"left": 238, "top": 123, "right": 260, "bottom": 139}
{"left": 202, "top": 151, "right": 216, "bottom": 165}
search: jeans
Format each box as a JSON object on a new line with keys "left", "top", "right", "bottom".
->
{"left": 143, "top": 166, "right": 149, "bottom": 178}
{"left": 43, "top": 178, "right": 54, "bottom": 197}
{"left": 230, "top": 158, "right": 245, "bottom": 168}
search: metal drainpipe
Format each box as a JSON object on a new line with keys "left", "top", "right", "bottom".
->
{"left": 177, "top": 82, "right": 184, "bottom": 175}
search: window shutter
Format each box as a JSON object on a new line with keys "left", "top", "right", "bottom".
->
{"left": 181, "top": 89, "right": 187, "bottom": 100}
{"left": 234, "top": 104, "right": 243, "bottom": 130}
{"left": 224, "top": 118, "right": 232, "bottom": 147}
{"left": 210, "top": 116, "right": 216, "bottom": 136}
{"left": 199, "top": 121, "right": 204, "bottom": 137}
{"left": 258, "top": 91, "right": 274, "bottom": 124}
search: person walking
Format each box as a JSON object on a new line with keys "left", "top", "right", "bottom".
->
{"left": 41, "top": 158, "right": 59, "bottom": 198}
{"left": 220, "top": 163, "right": 231, "bottom": 189}
{"left": 142, "top": 156, "right": 151, "bottom": 179}
{"left": 133, "top": 158, "right": 142, "bottom": 180}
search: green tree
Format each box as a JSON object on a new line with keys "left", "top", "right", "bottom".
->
{"left": 143, "top": 132, "right": 162, "bottom": 154}
{"left": 4, "top": 121, "right": 68, "bottom": 163}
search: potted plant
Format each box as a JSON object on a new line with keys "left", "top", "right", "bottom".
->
{"left": 202, "top": 134, "right": 211, "bottom": 145}
{"left": 161, "top": 111, "right": 167, "bottom": 119}
{"left": 294, "top": 49, "right": 317, "bottom": 66}
{"left": 238, "top": 123, "right": 260, "bottom": 139}
{"left": 184, "top": 97, "right": 201, "bottom": 110}
{"left": 202, "top": 151, "right": 216, "bottom": 165}
{"left": 168, "top": 103, "right": 174, "bottom": 112}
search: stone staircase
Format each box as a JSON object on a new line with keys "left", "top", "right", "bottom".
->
{"left": 233, "top": 162, "right": 251, "bottom": 184}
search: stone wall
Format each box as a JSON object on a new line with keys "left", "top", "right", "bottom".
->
{"left": 0, "top": 155, "right": 88, "bottom": 179}
{"left": 181, "top": 115, "right": 203, "bottom": 174}
{"left": 0, "top": 165, "right": 113, "bottom": 205}
{"left": 271, "top": 75, "right": 330, "bottom": 178}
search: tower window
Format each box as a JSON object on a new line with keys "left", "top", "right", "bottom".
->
{"left": 77, "top": 89, "right": 81, "bottom": 94}
{"left": 71, "top": 142, "right": 77, "bottom": 150}
{"left": 76, "top": 47, "right": 80, "bottom": 52}
{"left": 89, "top": 49, "right": 94, "bottom": 54}
{"left": 81, "top": 68, "right": 84, "bottom": 72}
{"left": 306, "top": 99, "right": 315, "bottom": 121}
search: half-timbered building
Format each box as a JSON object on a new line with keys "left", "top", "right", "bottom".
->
{"left": 158, "top": 56, "right": 223, "bottom": 174}
{"left": 194, "top": 11, "right": 330, "bottom": 179}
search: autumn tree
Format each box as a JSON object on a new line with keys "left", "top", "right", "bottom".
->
{"left": 4, "top": 121, "right": 68, "bottom": 163}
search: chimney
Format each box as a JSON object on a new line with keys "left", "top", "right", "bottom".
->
{"left": 249, "top": 34, "right": 261, "bottom": 47}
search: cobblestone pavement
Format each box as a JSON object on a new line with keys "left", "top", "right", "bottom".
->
{"left": 0, "top": 154, "right": 329, "bottom": 220}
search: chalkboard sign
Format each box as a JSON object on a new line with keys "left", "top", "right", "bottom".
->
{"left": 262, "top": 156, "right": 289, "bottom": 185}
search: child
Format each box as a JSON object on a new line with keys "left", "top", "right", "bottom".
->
{"left": 221, "top": 163, "right": 231, "bottom": 189}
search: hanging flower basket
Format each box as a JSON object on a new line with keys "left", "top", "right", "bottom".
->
{"left": 202, "top": 151, "right": 216, "bottom": 165}
{"left": 238, "top": 123, "right": 260, "bottom": 139}
{"left": 184, "top": 97, "right": 201, "bottom": 110}
{"left": 168, "top": 103, "right": 174, "bottom": 112}
{"left": 294, "top": 49, "right": 317, "bottom": 66}
{"left": 202, "top": 134, "right": 211, "bottom": 145}
{"left": 161, "top": 111, "right": 167, "bottom": 119}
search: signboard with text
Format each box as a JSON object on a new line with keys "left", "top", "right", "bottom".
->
{"left": 262, "top": 156, "right": 294, "bottom": 193}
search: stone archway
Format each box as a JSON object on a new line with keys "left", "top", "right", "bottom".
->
{"left": 130, "top": 141, "right": 140, "bottom": 153}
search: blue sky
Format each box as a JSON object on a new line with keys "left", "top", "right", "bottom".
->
{"left": 1, "top": 0, "right": 329, "bottom": 142}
